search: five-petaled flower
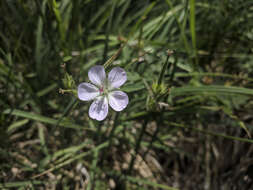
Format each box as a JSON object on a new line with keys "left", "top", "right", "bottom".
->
{"left": 78, "top": 65, "right": 129, "bottom": 121}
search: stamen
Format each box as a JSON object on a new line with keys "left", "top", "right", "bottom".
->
{"left": 99, "top": 87, "right": 104, "bottom": 94}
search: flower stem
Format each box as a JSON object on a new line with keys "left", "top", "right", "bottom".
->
{"left": 59, "top": 88, "right": 77, "bottom": 96}
{"left": 142, "top": 114, "right": 162, "bottom": 159}
{"left": 100, "top": 112, "right": 119, "bottom": 166}
{"left": 158, "top": 50, "right": 173, "bottom": 85}
{"left": 108, "top": 112, "right": 119, "bottom": 147}
{"left": 103, "top": 43, "right": 126, "bottom": 69}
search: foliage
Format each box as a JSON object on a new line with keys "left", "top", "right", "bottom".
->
{"left": 1, "top": 0, "right": 253, "bottom": 189}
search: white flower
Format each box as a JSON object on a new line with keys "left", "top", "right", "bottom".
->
{"left": 78, "top": 65, "right": 129, "bottom": 121}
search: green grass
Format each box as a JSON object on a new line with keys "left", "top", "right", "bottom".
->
{"left": 1, "top": 0, "right": 253, "bottom": 189}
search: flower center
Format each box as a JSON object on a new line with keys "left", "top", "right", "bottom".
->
{"left": 99, "top": 87, "right": 104, "bottom": 94}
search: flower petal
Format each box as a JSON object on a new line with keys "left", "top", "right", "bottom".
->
{"left": 88, "top": 65, "right": 106, "bottom": 87}
{"left": 108, "top": 91, "right": 129, "bottom": 111}
{"left": 108, "top": 67, "right": 127, "bottom": 89}
{"left": 89, "top": 96, "right": 108, "bottom": 121}
{"left": 78, "top": 82, "right": 99, "bottom": 101}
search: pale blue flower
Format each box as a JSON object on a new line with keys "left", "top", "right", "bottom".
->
{"left": 78, "top": 65, "right": 128, "bottom": 121}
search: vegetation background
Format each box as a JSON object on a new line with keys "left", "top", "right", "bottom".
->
{"left": 1, "top": 0, "right": 253, "bottom": 189}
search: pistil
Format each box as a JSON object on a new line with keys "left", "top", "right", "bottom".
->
{"left": 99, "top": 87, "right": 104, "bottom": 94}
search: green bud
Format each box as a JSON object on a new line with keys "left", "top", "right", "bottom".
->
{"left": 62, "top": 73, "right": 76, "bottom": 89}
{"left": 151, "top": 82, "right": 168, "bottom": 99}
{"left": 146, "top": 82, "right": 169, "bottom": 112}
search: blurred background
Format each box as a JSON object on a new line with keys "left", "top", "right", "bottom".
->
{"left": 1, "top": 0, "right": 253, "bottom": 189}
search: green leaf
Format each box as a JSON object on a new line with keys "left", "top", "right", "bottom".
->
{"left": 171, "top": 85, "right": 253, "bottom": 97}
{"left": 168, "top": 122, "right": 253, "bottom": 144}
{"left": 7, "top": 119, "right": 29, "bottom": 133}
{"left": 3, "top": 109, "right": 93, "bottom": 131}
{"left": 126, "top": 175, "right": 179, "bottom": 190}
{"left": 36, "top": 83, "right": 57, "bottom": 97}
{"left": 0, "top": 181, "right": 44, "bottom": 188}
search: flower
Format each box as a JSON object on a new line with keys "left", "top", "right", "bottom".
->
{"left": 78, "top": 65, "right": 129, "bottom": 121}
